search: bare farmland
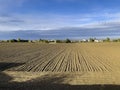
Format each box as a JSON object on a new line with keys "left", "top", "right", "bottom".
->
{"left": 0, "top": 43, "right": 120, "bottom": 89}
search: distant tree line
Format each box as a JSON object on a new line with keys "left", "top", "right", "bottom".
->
{"left": 89, "top": 37, "right": 120, "bottom": 42}
{"left": 0, "top": 38, "right": 72, "bottom": 43}
{"left": 1, "top": 37, "right": 120, "bottom": 43}
{"left": 7, "top": 38, "right": 29, "bottom": 42}
{"left": 103, "top": 37, "right": 120, "bottom": 42}
{"left": 56, "top": 39, "right": 71, "bottom": 43}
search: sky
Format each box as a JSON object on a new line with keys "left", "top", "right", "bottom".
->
{"left": 0, "top": 0, "right": 120, "bottom": 31}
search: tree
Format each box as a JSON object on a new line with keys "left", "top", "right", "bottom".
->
{"left": 9, "top": 39, "right": 17, "bottom": 42}
{"left": 103, "top": 37, "right": 111, "bottom": 42}
{"left": 89, "top": 38, "right": 95, "bottom": 42}
{"left": 106, "top": 37, "right": 110, "bottom": 42}
{"left": 65, "top": 39, "right": 71, "bottom": 43}
{"left": 56, "top": 40, "right": 62, "bottom": 43}
{"left": 17, "top": 38, "right": 21, "bottom": 42}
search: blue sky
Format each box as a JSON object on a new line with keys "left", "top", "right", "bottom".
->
{"left": 0, "top": 0, "right": 120, "bottom": 31}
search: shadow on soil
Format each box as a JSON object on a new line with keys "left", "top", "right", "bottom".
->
{"left": 0, "top": 62, "right": 25, "bottom": 71}
{"left": 0, "top": 62, "right": 120, "bottom": 90}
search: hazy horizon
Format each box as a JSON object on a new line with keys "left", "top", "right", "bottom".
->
{"left": 0, "top": 29, "right": 120, "bottom": 40}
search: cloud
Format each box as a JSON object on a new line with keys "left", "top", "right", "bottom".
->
{"left": 0, "top": 0, "right": 120, "bottom": 32}
{"left": 0, "top": 13, "right": 93, "bottom": 31}
{"left": 0, "top": 12, "right": 120, "bottom": 31}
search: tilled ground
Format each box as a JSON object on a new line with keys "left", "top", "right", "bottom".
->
{"left": 0, "top": 43, "right": 120, "bottom": 90}
{"left": 0, "top": 43, "right": 117, "bottom": 72}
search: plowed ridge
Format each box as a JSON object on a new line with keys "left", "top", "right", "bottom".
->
{"left": 0, "top": 43, "right": 113, "bottom": 72}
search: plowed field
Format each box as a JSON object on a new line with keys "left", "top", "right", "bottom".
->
{"left": 0, "top": 43, "right": 120, "bottom": 89}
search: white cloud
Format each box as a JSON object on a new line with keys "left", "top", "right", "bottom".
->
{"left": 0, "top": 12, "right": 120, "bottom": 31}
{"left": 0, "top": 13, "right": 93, "bottom": 31}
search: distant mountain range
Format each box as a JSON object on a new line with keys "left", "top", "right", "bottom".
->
{"left": 0, "top": 28, "right": 120, "bottom": 40}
